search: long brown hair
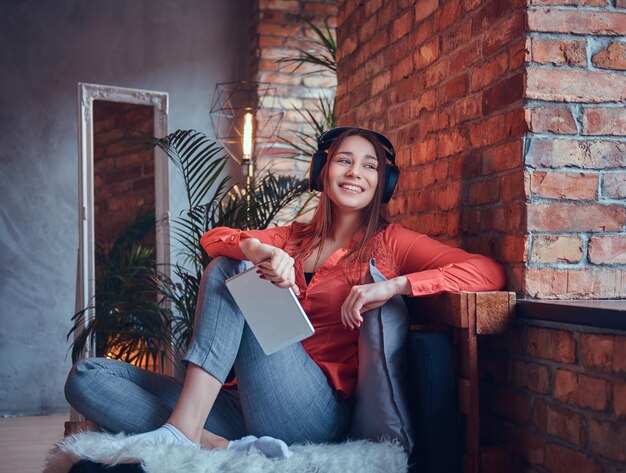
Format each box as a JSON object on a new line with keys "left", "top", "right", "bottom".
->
{"left": 291, "top": 128, "right": 391, "bottom": 273}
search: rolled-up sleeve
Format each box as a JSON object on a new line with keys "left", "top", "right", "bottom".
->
{"left": 200, "top": 226, "right": 292, "bottom": 260}
{"left": 386, "top": 224, "right": 506, "bottom": 297}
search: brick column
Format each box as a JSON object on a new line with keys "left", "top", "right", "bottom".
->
{"left": 524, "top": 4, "right": 626, "bottom": 299}
{"left": 250, "top": 0, "right": 337, "bottom": 175}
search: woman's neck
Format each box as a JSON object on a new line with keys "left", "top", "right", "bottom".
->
{"left": 330, "top": 208, "right": 363, "bottom": 246}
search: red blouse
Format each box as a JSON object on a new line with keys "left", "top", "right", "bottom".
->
{"left": 200, "top": 222, "right": 506, "bottom": 398}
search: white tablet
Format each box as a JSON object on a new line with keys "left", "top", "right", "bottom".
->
{"left": 225, "top": 264, "right": 315, "bottom": 355}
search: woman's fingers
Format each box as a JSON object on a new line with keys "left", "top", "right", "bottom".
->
{"left": 342, "top": 282, "right": 397, "bottom": 330}
{"left": 340, "top": 296, "right": 350, "bottom": 329}
{"left": 273, "top": 255, "right": 294, "bottom": 283}
{"left": 341, "top": 287, "right": 365, "bottom": 330}
{"left": 341, "top": 306, "right": 351, "bottom": 330}
{"left": 257, "top": 251, "right": 284, "bottom": 275}
{"left": 290, "top": 281, "right": 301, "bottom": 296}
{"left": 274, "top": 253, "right": 293, "bottom": 281}
{"left": 256, "top": 249, "right": 296, "bottom": 290}
{"left": 343, "top": 292, "right": 356, "bottom": 329}
{"left": 361, "top": 302, "right": 382, "bottom": 312}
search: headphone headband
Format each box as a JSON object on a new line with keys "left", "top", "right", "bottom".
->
{"left": 317, "top": 127, "right": 397, "bottom": 165}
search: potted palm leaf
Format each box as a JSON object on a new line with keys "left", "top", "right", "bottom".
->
{"left": 68, "top": 210, "right": 172, "bottom": 370}
{"left": 68, "top": 130, "right": 309, "bottom": 375}
{"left": 277, "top": 19, "right": 338, "bottom": 158}
{"left": 68, "top": 18, "right": 337, "bottom": 372}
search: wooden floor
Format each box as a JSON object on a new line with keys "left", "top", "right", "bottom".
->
{"left": 0, "top": 414, "right": 67, "bottom": 473}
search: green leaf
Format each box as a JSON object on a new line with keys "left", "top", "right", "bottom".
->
{"left": 276, "top": 19, "right": 336, "bottom": 75}
{"left": 69, "top": 127, "right": 313, "bottom": 369}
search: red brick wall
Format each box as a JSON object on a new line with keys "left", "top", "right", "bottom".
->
{"left": 327, "top": 1, "right": 626, "bottom": 471}
{"left": 480, "top": 322, "right": 626, "bottom": 472}
{"left": 335, "top": 0, "right": 626, "bottom": 300}
{"left": 93, "top": 101, "right": 155, "bottom": 246}
{"left": 335, "top": 0, "right": 529, "bottom": 293}
{"left": 251, "top": 0, "right": 337, "bottom": 175}
{"left": 524, "top": 4, "right": 626, "bottom": 299}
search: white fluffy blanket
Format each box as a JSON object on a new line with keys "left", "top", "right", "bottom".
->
{"left": 45, "top": 432, "right": 409, "bottom": 473}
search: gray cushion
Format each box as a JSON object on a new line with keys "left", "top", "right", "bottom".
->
{"left": 349, "top": 258, "right": 414, "bottom": 452}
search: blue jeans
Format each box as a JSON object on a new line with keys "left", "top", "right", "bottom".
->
{"left": 65, "top": 257, "right": 352, "bottom": 444}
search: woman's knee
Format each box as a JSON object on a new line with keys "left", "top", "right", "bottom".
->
{"left": 64, "top": 357, "right": 109, "bottom": 406}
{"left": 196, "top": 257, "right": 252, "bottom": 301}
{"left": 205, "top": 257, "right": 251, "bottom": 279}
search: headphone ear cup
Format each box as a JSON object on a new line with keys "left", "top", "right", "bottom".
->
{"left": 382, "top": 164, "right": 400, "bottom": 203}
{"left": 309, "top": 150, "right": 327, "bottom": 192}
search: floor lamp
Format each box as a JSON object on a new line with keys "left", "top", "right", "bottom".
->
{"left": 209, "top": 81, "right": 283, "bottom": 208}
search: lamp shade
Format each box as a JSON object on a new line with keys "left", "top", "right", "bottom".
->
{"left": 210, "top": 81, "right": 283, "bottom": 164}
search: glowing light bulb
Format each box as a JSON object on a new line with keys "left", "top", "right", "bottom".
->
{"left": 242, "top": 112, "right": 253, "bottom": 160}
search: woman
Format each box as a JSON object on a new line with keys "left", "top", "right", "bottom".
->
{"left": 65, "top": 127, "right": 505, "bottom": 457}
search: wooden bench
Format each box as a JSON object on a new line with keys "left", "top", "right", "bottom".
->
{"left": 406, "top": 291, "right": 516, "bottom": 473}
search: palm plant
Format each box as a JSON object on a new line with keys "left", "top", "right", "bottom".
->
{"left": 153, "top": 130, "right": 310, "bottom": 371}
{"left": 277, "top": 20, "right": 336, "bottom": 75}
{"left": 277, "top": 19, "right": 338, "bottom": 159}
{"left": 68, "top": 210, "right": 172, "bottom": 369}
{"left": 284, "top": 93, "right": 337, "bottom": 161}
{"left": 212, "top": 174, "right": 310, "bottom": 230}
{"left": 68, "top": 130, "right": 310, "bottom": 373}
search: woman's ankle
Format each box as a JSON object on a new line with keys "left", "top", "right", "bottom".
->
{"left": 200, "top": 429, "right": 229, "bottom": 449}
{"left": 165, "top": 419, "right": 202, "bottom": 443}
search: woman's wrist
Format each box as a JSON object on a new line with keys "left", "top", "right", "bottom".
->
{"left": 391, "top": 276, "right": 412, "bottom": 296}
{"left": 240, "top": 237, "right": 261, "bottom": 261}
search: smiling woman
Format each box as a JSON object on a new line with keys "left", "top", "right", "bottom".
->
{"left": 64, "top": 126, "right": 506, "bottom": 458}
{"left": 327, "top": 135, "right": 379, "bottom": 213}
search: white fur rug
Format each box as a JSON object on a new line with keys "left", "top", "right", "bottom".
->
{"left": 45, "top": 432, "right": 409, "bottom": 473}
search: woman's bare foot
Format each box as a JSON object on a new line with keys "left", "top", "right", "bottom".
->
{"left": 200, "top": 429, "right": 229, "bottom": 449}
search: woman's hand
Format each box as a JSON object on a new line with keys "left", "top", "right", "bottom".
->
{"left": 341, "top": 276, "right": 411, "bottom": 330}
{"left": 240, "top": 238, "right": 299, "bottom": 295}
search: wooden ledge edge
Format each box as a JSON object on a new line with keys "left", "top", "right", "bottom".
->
{"left": 406, "top": 291, "right": 516, "bottom": 334}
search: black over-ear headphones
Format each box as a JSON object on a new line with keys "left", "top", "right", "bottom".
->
{"left": 308, "top": 126, "right": 400, "bottom": 203}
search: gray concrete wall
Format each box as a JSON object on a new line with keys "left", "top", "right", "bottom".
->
{"left": 0, "top": 0, "right": 251, "bottom": 416}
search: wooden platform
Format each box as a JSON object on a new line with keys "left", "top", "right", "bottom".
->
{"left": 0, "top": 414, "right": 66, "bottom": 472}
